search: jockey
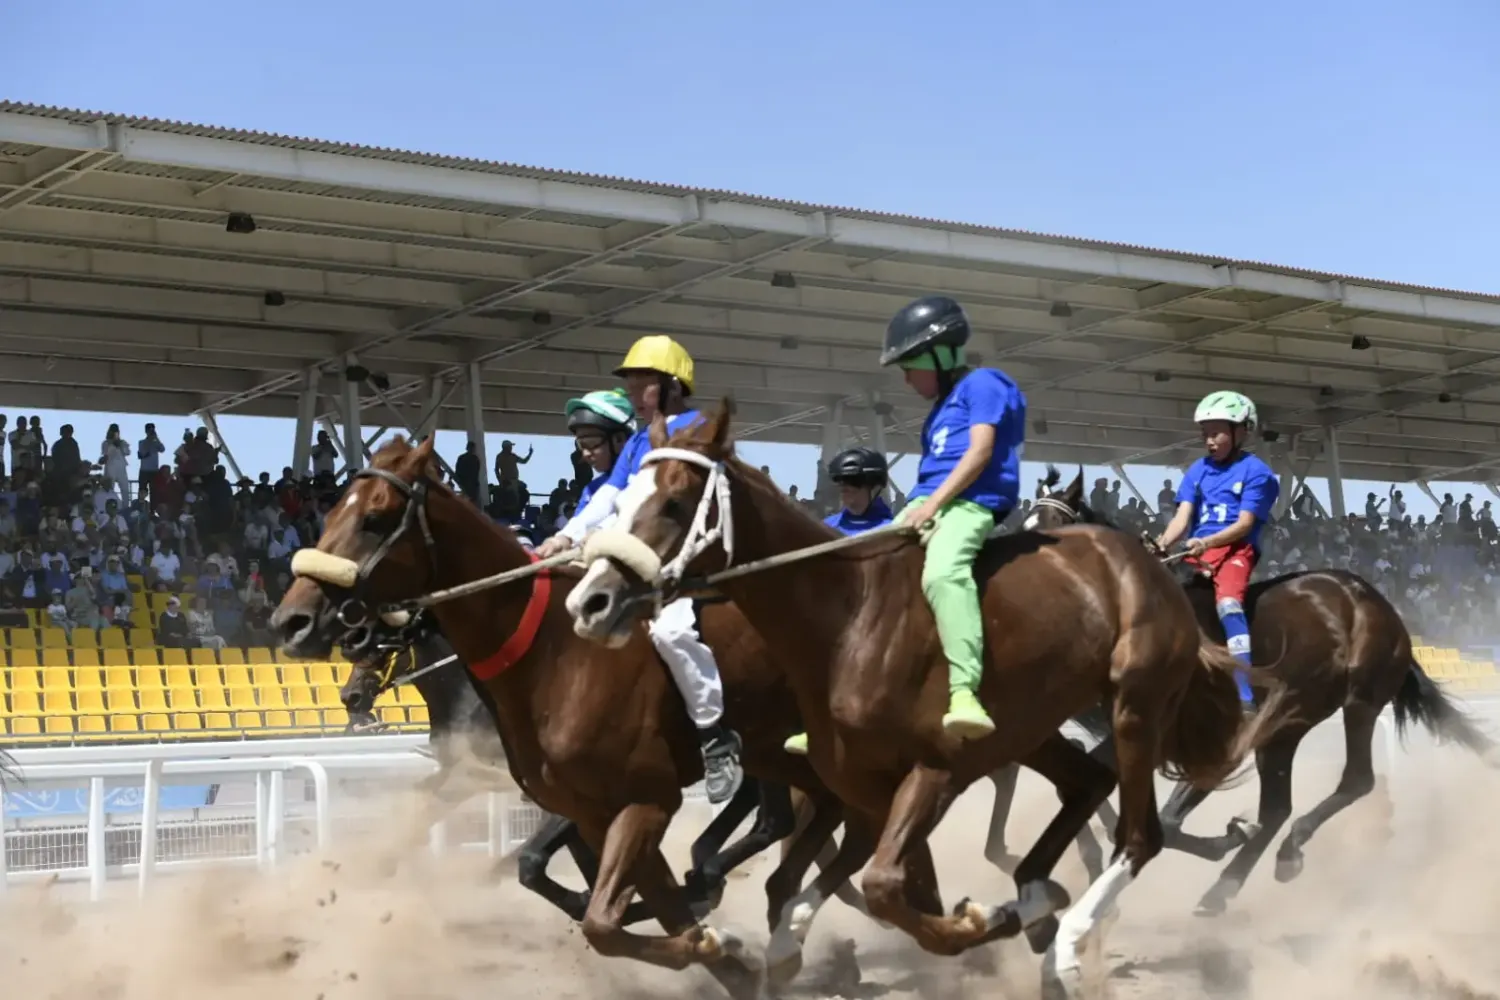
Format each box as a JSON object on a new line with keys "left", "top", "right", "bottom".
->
{"left": 885, "top": 295, "right": 1026, "bottom": 741}
{"left": 823, "top": 447, "right": 895, "bottom": 536}
{"left": 535, "top": 336, "right": 743, "bottom": 804}
{"left": 782, "top": 447, "right": 894, "bottom": 755}
{"left": 564, "top": 387, "right": 636, "bottom": 506}
{"left": 1154, "top": 390, "right": 1280, "bottom": 704}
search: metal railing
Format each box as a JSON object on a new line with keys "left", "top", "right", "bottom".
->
{"left": 1, "top": 737, "right": 546, "bottom": 899}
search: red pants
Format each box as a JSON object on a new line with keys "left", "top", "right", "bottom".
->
{"left": 1187, "top": 541, "right": 1257, "bottom": 604}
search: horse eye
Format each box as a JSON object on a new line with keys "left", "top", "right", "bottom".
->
{"left": 361, "top": 512, "right": 387, "bottom": 533}
{"left": 661, "top": 497, "right": 684, "bottom": 520}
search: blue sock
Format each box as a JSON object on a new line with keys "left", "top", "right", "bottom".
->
{"left": 1216, "top": 598, "right": 1254, "bottom": 704}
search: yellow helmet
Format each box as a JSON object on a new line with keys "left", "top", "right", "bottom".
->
{"left": 614, "top": 335, "right": 695, "bottom": 395}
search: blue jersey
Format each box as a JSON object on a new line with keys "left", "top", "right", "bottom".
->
{"left": 605, "top": 410, "right": 704, "bottom": 491}
{"left": 1176, "top": 452, "right": 1280, "bottom": 550}
{"left": 824, "top": 497, "right": 894, "bottom": 536}
{"left": 912, "top": 369, "right": 1026, "bottom": 513}
{"left": 578, "top": 473, "right": 609, "bottom": 508}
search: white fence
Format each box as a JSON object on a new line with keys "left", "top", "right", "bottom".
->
{"left": 0, "top": 736, "right": 546, "bottom": 899}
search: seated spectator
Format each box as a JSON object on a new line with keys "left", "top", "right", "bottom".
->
{"left": 156, "top": 595, "right": 190, "bottom": 648}
{"left": 98, "top": 553, "right": 132, "bottom": 610}
{"left": 186, "top": 595, "right": 226, "bottom": 650}
{"left": 45, "top": 587, "right": 72, "bottom": 636}
{"left": 148, "top": 542, "right": 182, "bottom": 590}
{"left": 65, "top": 568, "right": 102, "bottom": 630}
{"left": 42, "top": 553, "right": 71, "bottom": 596}
{"left": 242, "top": 587, "right": 275, "bottom": 646}
{"left": 100, "top": 592, "right": 130, "bottom": 630}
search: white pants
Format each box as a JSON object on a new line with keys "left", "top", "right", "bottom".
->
{"left": 648, "top": 597, "right": 724, "bottom": 729}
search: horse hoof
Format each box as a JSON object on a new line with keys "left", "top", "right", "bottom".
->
{"left": 1194, "top": 895, "right": 1227, "bottom": 918}
{"left": 1040, "top": 959, "right": 1084, "bottom": 1000}
{"left": 1027, "top": 915, "right": 1061, "bottom": 954}
{"left": 1227, "top": 816, "right": 1260, "bottom": 844}
{"left": 1274, "top": 852, "right": 1304, "bottom": 884}
{"left": 764, "top": 948, "right": 803, "bottom": 988}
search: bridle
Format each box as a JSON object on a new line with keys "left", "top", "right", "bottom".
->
{"left": 1029, "top": 496, "right": 1080, "bottom": 525}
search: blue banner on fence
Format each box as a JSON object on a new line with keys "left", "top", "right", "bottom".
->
{"left": 3, "top": 785, "right": 215, "bottom": 819}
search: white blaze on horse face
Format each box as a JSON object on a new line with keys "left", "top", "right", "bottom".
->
{"left": 1022, "top": 509, "right": 1041, "bottom": 530}
{"left": 612, "top": 465, "right": 659, "bottom": 533}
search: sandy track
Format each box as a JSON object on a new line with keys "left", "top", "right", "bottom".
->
{"left": 5, "top": 734, "right": 1500, "bottom": 1000}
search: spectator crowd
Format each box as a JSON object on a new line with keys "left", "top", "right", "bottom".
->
{"left": 0, "top": 408, "right": 1488, "bottom": 652}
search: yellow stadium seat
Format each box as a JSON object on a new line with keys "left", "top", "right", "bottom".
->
{"left": 137, "top": 688, "right": 168, "bottom": 713}
{"left": 141, "top": 714, "right": 170, "bottom": 733}
{"left": 374, "top": 687, "right": 399, "bottom": 709}
{"left": 71, "top": 628, "right": 98, "bottom": 649}
{"left": 286, "top": 685, "right": 315, "bottom": 709}
{"left": 126, "top": 573, "right": 144, "bottom": 590}
{"left": 168, "top": 687, "right": 198, "bottom": 711}
{"left": 258, "top": 684, "right": 288, "bottom": 710}
{"left": 223, "top": 666, "right": 251, "bottom": 688}
{"left": 135, "top": 664, "right": 165, "bottom": 689}
{"left": 333, "top": 662, "right": 352, "bottom": 684}
{"left": 220, "top": 648, "right": 246, "bottom": 666}
{"left": 229, "top": 685, "right": 257, "bottom": 709}
{"left": 397, "top": 684, "right": 424, "bottom": 707}
{"left": 314, "top": 685, "right": 342, "bottom": 708}
{"left": 73, "top": 649, "right": 101, "bottom": 668}
{"left": 196, "top": 666, "right": 225, "bottom": 689}
{"left": 105, "top": 688, "right": 138, "bottom": 714}
{"left": 172, "top": 712, "right": 203, "bottom": 732}
{"left": 10, "top": 649, "right": 39, "bottom": 668}
{"left": 281, "top": 664, "right": 308, "bottom": 686}
{"left": 164, "top": 666, "right": 193, "bottom": 688}
{"left": 41, "top": 628, "right": 69, "bottom": 649}
{"left": 251, "top": 664, "right": 280, "bottom": 687}
{"left": 101, "top": 649, "right": 131, "bottom": 667}
{"left": 190, "top": 648, "right": 217, "bottom": 666}
{"left": 148, "top": 593, "right": 170, "bottom": 613}
{"left": 10, "top": 716, "right": 40, "bottom": 736}
{"left": 203, "top": 712, "right": 233, "bottom": 732}
{"left": 263, "top": 709, "right": 293, "bottom": 729}
{"left": 9, "top": 667, "right": 39, "bottom": 692}
{"left": 408, "top": 704, "right": 429, "bottom": 726}
{"left": 41, "top": 648, "right": 71, "bottom": 668}
{"left": 103, "top": 666, "right": 132, "bottom": 688}
{"left": 161, "top": 648, "right": 189, "bottom": 666}
{"left": 43, "top": 713, "right": 74, "bottom": 735}
{"left": 127, "top": 628, "right": 154, "bottom": 648}
{"left": 99, "top": 628, "right": 127, "bottom": 649}
{"left": 378, "top": 706, "right": 406, "bottom": 725}
{"left": 128, "top": 608, "right": 151, "bottom": 629}
{"left": 308, "top": 663, "right": 336, "bottom": 686}
{"left": 9, "top": 691, "right": 41, "bottom": 716}
{"left": 293, "top": 709, "right": 322, "bottom": 729}
{"left": 76, "top": 715, "right": 108, "bottom": 736}
{"left": 74, "top": 666, "right": 102, "bottom": 690}
{"left": 247, "top": 647, "right": 274, "bottom": 664}
{"left": 134, "top": 648, "right": 162, "bottom": 666}
{"left": 199, "top": 685, "right": 229, "bottom": 711}
{"left": 273, "top": 648, "right": 291, "bottom": 663}
{"left": 233, "top": 710, "right": 262, "bottom": 729}
{"left": 6, "top": 627, "right": 35, "bottom": 649}
{"left": 111, "top": 714, "right": 140, "bottom": 735}
{"left": 39, "top": 666, "right": 70, "bottom": 691}
{"left": 23, "top": 609, "right": 39, "bottom": 629}
{"left": 41, "top": 689, "right": 72, "bottom": 716}
{"left": 75, "top": 687, "right": 105, "bottom": 714}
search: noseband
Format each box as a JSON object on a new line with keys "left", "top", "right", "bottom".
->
{"left": 1031, "top": 496, "right": 1080, "bottom": 525}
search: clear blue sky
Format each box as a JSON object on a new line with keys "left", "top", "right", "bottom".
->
{"left": 6, "top": 0, "right": 1499, "bottom": 514}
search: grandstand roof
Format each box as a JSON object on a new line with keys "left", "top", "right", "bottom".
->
{"left": 4, "top": 102, "right": 1500, "bottom": 483}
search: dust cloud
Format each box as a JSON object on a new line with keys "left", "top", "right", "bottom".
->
{"left": 3, "top": 723, "right": 1499, "bottom": 999}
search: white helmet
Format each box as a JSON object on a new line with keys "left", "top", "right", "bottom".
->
{"left": 1194, "top": 390, "right": 1258, "bottom": 432}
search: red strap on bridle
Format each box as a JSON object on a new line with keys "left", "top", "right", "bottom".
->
{"left": 468, "top": 554, "right": 552, "bottom": 681}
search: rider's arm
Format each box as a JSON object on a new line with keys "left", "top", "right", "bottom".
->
{"left": 1192, "top": 510, "right": 1258, "bottom": 550}
{"left": 557, "top": 483, "right": 620, "bottom": 545}
{"left": 1157, "top": 501, "right": 1197, "bottom": 549}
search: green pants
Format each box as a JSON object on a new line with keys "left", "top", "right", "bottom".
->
{"left": 901, "top": 497, "right": 995, "bottom": 696}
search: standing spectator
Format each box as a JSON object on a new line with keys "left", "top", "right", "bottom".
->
{"left": 494, "top": 439, "right": 532, "bottom": 484}
{"left": 101, "top": 423, "right": 131, "bottom": 503}
{"left": 137, "top": 423, "right": 164, "bottom": 505}
{"left": 310, "top": 430, "right": 339, "bottom": 477}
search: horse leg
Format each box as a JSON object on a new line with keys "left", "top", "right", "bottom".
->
{"left": 515, "top": 813, "right": 597, "bottom": 922}
{"left": 1042, "top": 698, "right": 1165, "bottom": 1000}
{"left": 783, "top": 789, "right": 868, "bottom": 913}
{"left": 1159, "top": 781, "right": 1254, "bottom": 860}
{"left": 579, "top": 803, "right": 763, "bottom": 999}
{"left": 1000, "top": 734, "right": 1117, "bottom": 954}
{"left": 983, "top": 763, "right": 1025, "bottom": 874}
{"left": 682, "top": 776, "right": 765, "bottom": 916}
{"left": 1194, "top": 734, "right": 1300, "bottom": 916}
{"left": 1275, "top": 703, "right": 1379, "bottom": 883}
{"left": 765, "top": 809, "right": 880, "bottom": 985}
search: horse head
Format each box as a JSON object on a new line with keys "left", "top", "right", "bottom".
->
{"left": 271, "top": 435, "right": 452, "bottom": 658}
{"left": 567, "top": 399, "right": 753, "bottom": 646}
{"left": 1023, "top": 465, "right": 1089, "bottom": 530}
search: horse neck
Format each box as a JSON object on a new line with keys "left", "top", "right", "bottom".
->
{"left": 718, "top": 464, "right": 869, "bottom": 666}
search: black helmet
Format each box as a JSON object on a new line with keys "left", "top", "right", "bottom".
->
{"left": 880, "top": 295, "right": 971, "bottom": 367}
{"left": 828, "top": 447, "right": 888, "bottom": 489}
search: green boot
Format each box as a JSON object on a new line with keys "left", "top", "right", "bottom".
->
{"left": 783, "top": 731, "right": 809, "bottom": 755}
{"left": 943, "top": 688, "right": 995, "bottom": 740}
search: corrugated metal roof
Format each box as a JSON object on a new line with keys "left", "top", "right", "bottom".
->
{"left": 2, "top": 100, "right": 1498, "bottom": 307}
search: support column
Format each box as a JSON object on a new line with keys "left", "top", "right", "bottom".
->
{"left": 340, "top": 354, "right": 362, "bottom": 476}
{"left": 1324, "top": 426, "right": 1347, "bottom": 518}
{"left": 816, "top": 397, "right": 846, "bottom": 505}
{"left": 197, "top": 411, "right": 244, "bottom": 481}
{"left": 292, "top": 369, "right": 318, "bottom": 476}
{"left": 465, "top": 362, "right": 489, "bottom": 504}
{"left": 319, "top": 417, "right": 345, "bottom": 462}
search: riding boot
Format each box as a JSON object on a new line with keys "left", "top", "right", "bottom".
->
{"left": 698, "top": 724, "right": 743, "bottom": 805}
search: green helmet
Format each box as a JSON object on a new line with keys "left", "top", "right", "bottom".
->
{"left": 1194, "top": 390, "right": 1258, "bottom": 431}
{"left": 565, "top": 388, "right": 635, "bottom": 434}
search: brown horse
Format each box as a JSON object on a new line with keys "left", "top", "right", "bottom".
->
{"left": 1017, "top": 467, "right": 1497, "bottom": 915}
{"left": 269, "top": 435, "right": 863, "bottom": 999}
{"left": 565, "top": 404, "right": 1287, "bottom": 995}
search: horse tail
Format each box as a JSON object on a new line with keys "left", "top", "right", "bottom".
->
{"left": 1393, "top": 657, "right": 1496, "bottom": 761}
{"left": 1159, "top": 635, "right": 1292, "bottom": 790}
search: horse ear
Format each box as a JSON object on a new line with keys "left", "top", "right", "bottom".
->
{"left": 1066, "top": 467, "right": 1084, "bottom": 502}
{"left": 703, "top": 397, "right": 735, "bottom": 457}
{"left": 648, "top": 411, "right": 670, "bottom": 449}
{"left": 408, "top": 434, "right": 438, "bottom": 477}
{"left": 1044, "top": 464, "right": 1061, "bottom": 489}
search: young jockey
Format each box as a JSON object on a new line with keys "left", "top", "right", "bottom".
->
{"left": 535, "top": 336, "right": 743, "bottom": 803}
{"left": 1155, "top": 390, "right": 1280, "bottom": 705}
{"left": 564, "top": 388, "right": 636, "bottom": 506}
{"left": 823, "top": 447, "right": 895, "bottom": 536}
{"left": 885, "top": 295, "right": 1026, "bottom": 740}
{"left": 782, "top": 446, "right": 895, "bottom": 755}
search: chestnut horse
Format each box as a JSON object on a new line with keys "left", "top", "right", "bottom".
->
{"left": 1012, "top": 468, "right": 1497, "bottom": 915}
{"left": 269, "top": 435, "right": 862, "bottom": 999}
{"left": 566, "top": 404, "right": 1287, "bottom": 996}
